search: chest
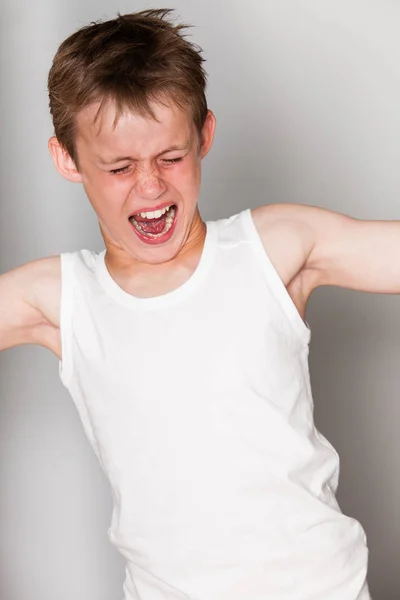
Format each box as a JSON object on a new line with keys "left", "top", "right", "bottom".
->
{"left": 73, "top": 278, "right": 307, "bottom": 424}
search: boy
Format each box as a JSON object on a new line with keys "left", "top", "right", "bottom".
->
{"left": 3, "top": 8, "right": 397, "bottom": 599}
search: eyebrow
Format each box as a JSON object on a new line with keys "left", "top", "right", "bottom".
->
{"left": 98, "top": 142, "right": 190, "bottom": 165}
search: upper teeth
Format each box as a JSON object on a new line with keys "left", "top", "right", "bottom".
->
{"left": 138, "top": 205, "right": 171, "bottom": 219}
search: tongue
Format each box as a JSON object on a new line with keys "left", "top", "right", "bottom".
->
{"left": 135, "top": 214, "right": 167, "bottom": 235}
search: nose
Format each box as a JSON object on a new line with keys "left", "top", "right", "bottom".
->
{"left": 134, "top": 164, "right": 166, "bottom": 200}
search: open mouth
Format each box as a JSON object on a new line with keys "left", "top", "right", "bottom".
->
{"left": 129, "top": 204, "right": 177, "bottom": 239}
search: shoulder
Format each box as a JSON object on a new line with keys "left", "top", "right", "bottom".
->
{"left": 28, "top": 255, "right": 62, "bottom": 328}
{"left": 4, "top": 255, "right": 62, "bottom": 329}
{"left": 250, "top": 203, "right": 316, "bottom": 287}
{"left": 0, "top": 255, "right": 61, "bottom": 355}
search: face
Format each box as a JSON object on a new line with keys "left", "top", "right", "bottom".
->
{"left": 49, "top": 100, "right": 216, "bottom": 265}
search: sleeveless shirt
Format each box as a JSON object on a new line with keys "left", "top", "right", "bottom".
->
{"left": 59, "top": 209, "right": 370, "bottom": 600}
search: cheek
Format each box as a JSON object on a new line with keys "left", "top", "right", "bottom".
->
{"left": 174, "top": 159, "right": 201, "bottom": 191}
{"left": 86, "top": 176, "right": 132, "bottom": 217}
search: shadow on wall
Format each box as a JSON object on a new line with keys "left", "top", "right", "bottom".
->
{"left": 308, "top": 286, "right": 400, "bottom": 600}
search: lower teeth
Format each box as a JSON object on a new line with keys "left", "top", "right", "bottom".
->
{"left": 130, "top": 207, "right": 175, "bottom": 238}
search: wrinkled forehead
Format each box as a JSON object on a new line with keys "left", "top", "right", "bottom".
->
{"left": 74, "top": 98, "right": 197, "bottom": 162}
{"left": 76, "top": 97, "right": 194, "bottom": 143}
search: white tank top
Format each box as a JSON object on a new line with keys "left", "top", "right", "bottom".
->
{"left": 59, "top": 209, "right": 370, "bottom": 600}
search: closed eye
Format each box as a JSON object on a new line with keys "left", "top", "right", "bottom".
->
{"left": 161, "top": 157, "right": 183, "bottom": 165}
{"left": 110, "top": 165, "right": 131, "bottom": 175}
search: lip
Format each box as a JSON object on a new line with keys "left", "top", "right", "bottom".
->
{"left": 128, "top": 201, "right": 176, "bottom": 218}
{"left": 129, "top": 205, "right": 178, "bottom": 246}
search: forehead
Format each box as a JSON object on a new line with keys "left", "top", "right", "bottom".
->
{"left": 75, "top": 100, "right": 194, "bottom": 159}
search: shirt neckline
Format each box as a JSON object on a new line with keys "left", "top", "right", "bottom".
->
{"left": 95, "top": 220, "right": 217, "bottom": 310}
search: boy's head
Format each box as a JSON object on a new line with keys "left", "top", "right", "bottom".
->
{"left": 48, "top": 9, "right": 208, "bottom": 167}
{"left": 47, "top": 10, "right": 216, "bottom": 264}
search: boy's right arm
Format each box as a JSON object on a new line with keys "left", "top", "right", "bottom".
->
{"left": 0, "top": 256, "right": 61, "bottom": 358}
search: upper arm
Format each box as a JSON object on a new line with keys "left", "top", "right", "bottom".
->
{"left": 255, "top": 202, "right": 400, "bottom": 295}
{"left": 0, "top": 256, "right": 61, "bottom": 353}
{"left": 306, "top": 212, "right": 400, "bottom": 293}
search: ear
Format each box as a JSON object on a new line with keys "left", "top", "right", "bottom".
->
{"left": 200, "top": 110, "right": 216, "bottom": 159}
{"left": 48, "top": 136, "right": 82, "bottom": 183}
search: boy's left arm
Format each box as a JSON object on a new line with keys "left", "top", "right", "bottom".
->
{"left": 256, "top": 203, "right": 400, "bottom": 294}
{"left": 305, "top": 207, "right": 400, "bottom": 293}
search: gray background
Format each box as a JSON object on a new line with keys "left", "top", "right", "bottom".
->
{"left": 1, "top": 1, "right": 400, "bottom": 598}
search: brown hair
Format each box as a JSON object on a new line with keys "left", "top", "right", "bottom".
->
{"left": 47, "top": 9, "right": 208, "bottom": 166}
